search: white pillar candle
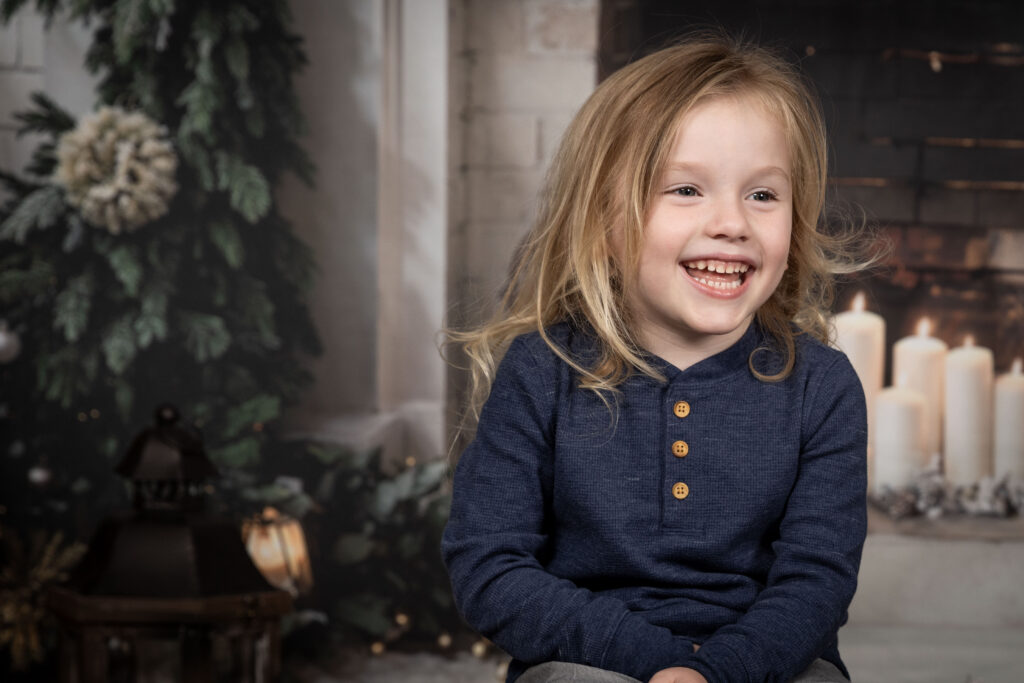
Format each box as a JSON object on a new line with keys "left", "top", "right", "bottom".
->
{"left": 994, "top": 358, "right": 1024, "bottom": 481}
{"left": 944, "top": 335, "right": 994, "bottom": 485}
{"left": 892, "top": 318, "right": 947, "bottom": 458}
{"left": 832, "top": 292, "right": 886, "bottom": 489}
{"left": 873, "top": 378, "right": 927, "bottom": 495}
{"left": 827, "top": 290, "right": 884, "bottom": 489}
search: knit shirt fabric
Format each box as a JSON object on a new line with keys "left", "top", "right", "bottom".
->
{"left": 442, "top": 320, "right": 867, "bottom": 683}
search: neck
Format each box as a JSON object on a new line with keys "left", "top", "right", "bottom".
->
{"left": 638, "top": 319, "right": 753, "bottom": 373}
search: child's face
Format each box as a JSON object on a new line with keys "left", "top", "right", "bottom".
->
{"left": 627, "top": 94, "right": 792, "bottom": 353}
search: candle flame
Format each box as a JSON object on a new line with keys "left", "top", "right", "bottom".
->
{"left": 1013, "top": 358, "right": 1022, "bottom": 375}
{"left": 851, "top": 292, "right": 866, "bottom": 313}
{"left": 963, "top": 335, "right": 974, "bottom": 348}
{"left": 915, "top": 317, "right": 932, "bottom": 337}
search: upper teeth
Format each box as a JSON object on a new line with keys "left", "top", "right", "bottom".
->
{"left": 683, "top": 260, "right": 749, "bottom": 274}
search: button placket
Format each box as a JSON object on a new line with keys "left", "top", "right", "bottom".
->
{"left": 669, "top": 399, "right": 692, "bottom": 502}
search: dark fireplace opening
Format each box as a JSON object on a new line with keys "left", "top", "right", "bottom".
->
{"left": 599, "top": 0, "right": 1024, "bottom": 377}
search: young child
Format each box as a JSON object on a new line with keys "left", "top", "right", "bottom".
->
{"left": 443, "top": 35, "right": 869, "bottom": 683}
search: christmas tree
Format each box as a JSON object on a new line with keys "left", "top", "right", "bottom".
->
{"left": 0, "top": 2, "right": 461, "bottom": 673}
{"left": 0, "top": 0, "right": 323, "bottom": 670}
{"left": 0, "top": 0, "right": 321, "bottom": 516}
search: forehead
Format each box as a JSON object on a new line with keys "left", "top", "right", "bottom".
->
{"left": 661, "top": 94, "right": 792, "bottom": 170}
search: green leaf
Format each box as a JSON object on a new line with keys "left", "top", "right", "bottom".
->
{"left": 216, "top": 153, "right": 271, "bottom": 223}
{"left": 112, "top": 0, "right": 145, "bottom": 64}
{"left": 134, "top": 284, "right": 169, "bottom": 348}
{"left": 224, "top": 36, "right": 249, "bottom": 84}
{"left": 176, "top": 81, "right": 219, "bottom": 142}
{"left": 333, "top": 533, "right": 374, "bottom": 565}
{"left": 223, "top": 394, "right": 281, "bottom": 438}
{"left": 53, "top": 271, "right": 94, "bottom": 342}
{"left": 210, "top": 220, "right": 244, "bottom": 269}
{"left": 102, "top": 315, "right": 137, "bottom": 375}
{"left": 0, "top": 185, "right": 65, "bottom": 243}
{"left": 209, "top": 436, "right": 261, "bottom": 469}
{"left": 179, "top": 311, "right": 230, "bottom": 361}
{"left": 106, "top": 245, "right": 144, "bottom": 297}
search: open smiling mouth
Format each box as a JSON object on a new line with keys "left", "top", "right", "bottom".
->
{"left": 681, "top": 259, "right": 751, "bottom": 291}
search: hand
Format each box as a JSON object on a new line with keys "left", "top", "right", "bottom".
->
{"left": 648, "top": 667, "right": 708, "bottom": 683}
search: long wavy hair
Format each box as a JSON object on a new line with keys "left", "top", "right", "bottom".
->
{"left": 451, "top": 34, "right": 874, "bottom": 422}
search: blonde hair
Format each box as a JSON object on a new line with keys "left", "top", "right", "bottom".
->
{"left": 451, "top": 34, "right": 874, "bottom": 422}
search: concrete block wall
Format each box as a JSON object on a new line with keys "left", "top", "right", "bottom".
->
{"left": 449, "top": 0, "right": 598, "bottom": 325}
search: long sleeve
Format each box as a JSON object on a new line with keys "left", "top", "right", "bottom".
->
{"left": 687, "top": 355, "right": 868, "bottom": 682}
{"left": 442, "top": 336, "right": 696, "bottom": 681}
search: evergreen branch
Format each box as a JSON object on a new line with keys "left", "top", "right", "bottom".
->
{"left": 133, "top": 282, "right": 169, "bottom": 348}
{"left": 53, "top": 270, "right": 94, "bottom": 343}
{"left": 24, "top": 140, "right": 59, "bottom": 178}
{"left": 224, "top": 35, "right": 249, "bottom": 85}
{"left": 37, "top": 345, "right": 98, "bottom": 408}
{"left": 105, "top": 244, "right": 143, "bottom": 298}
{"left": 223, "top": 394, "right": 281, "bottom": 439}
{"left": 101, "top": 314, "right": 137, "bottom": 375}
{"left": 0, "top": 256, "right": 55, "bottom": 305}
{"left": 209, "top": 220, "right": 244, "bottom": 269}
{"left": 179, "top": 310, "right": 231, "bottom": 362}
{"left": 0, "top": 185, "right": 65, "bottom": 243}
{"left": 215, "top": 152, "right": 270, "bottom": 223}
{"left": 13, "top": 92, "right": 76, "bottom": 137}
{"left": 111, "top": 0, "right": 144, "bottom": 65}
{"left": 236, "top": 277, "right": 279, "bottom": 351}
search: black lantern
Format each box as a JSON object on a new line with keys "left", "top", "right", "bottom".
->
{"left": 48, "top": 404, "right": 291, "bottom": 682}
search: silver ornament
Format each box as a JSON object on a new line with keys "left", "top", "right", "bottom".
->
{"left": 0, "top": 321, "right": 21, "bottom": 363}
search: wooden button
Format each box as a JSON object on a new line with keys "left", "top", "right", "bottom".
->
{"left": 672, "top": 440, "right": 689, "bottom": 457}
{"left": 672, "top": 482, "right": 689, "bottom": 500}
{"left": 673, "top": 401, "right": 690, "bottom": 418}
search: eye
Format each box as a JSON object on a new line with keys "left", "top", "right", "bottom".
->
{"left": 748, "top": 190, "right": 778, "bottom": 202}
{"left": 670, "top": 185, "right": 700, "bottom": 197}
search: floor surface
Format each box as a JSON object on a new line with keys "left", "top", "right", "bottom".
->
{"left": 292, "top": 624, "right": 1024, "bottom": 682}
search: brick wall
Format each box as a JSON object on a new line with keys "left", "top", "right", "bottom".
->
{"left": 449, "top": 0, "right": 598, "bottom": 326}
{"left": 601, "top": 0, "right": 1024, "bottom": 374}
{"left": 0, "top": 10, "right": 45, "bottom": 181}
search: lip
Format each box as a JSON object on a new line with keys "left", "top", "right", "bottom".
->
{"left": 679, "top": 254, "right": 756, "bottom": 299}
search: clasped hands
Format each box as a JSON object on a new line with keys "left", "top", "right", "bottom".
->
{"left": 647, "top": 641, "right": 707, "bottom": 683}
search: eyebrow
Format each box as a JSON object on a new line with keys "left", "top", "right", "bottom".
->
{"left": 663, "top": 162, "right": 791, "bottom": 182}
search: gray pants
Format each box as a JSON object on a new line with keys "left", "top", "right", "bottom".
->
{"left": 518, "top": 658, "right": 847, "bottom": 682}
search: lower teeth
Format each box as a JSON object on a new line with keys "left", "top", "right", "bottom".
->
{"left": 696, "top": 276, "right": 740, "bottom": 290}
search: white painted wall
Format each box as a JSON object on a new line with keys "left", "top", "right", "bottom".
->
{"left": 279, "top": 0, "right": 383, "bottom": 417}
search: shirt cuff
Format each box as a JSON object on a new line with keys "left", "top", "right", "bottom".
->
{"left": 599, "top": 612, "right": 696, "bottom": 681}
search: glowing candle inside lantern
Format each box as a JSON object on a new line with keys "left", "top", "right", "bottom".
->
{"left": 994, "top": 358, "right": 1024, "bottom": 480}
{"left": 832, "top": 292, "right": 885, "bottom": 489}
{"left": 944, "top": 335, "right": 994, "bottom": 485}
{"left": 873, "top": 373, "right": 927, "bottom": 494}
{"left": 892, "top": 317, "right": 947, "bottom": 458}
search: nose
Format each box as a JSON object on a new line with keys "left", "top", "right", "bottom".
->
{"left": 706, "top": 196, "right": 750, "bottom": 242}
